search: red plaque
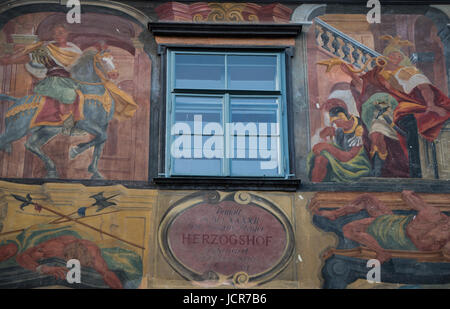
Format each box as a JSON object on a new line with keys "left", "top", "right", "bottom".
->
{"left": 159, "top": 191, "right": 294, "bottom": 286}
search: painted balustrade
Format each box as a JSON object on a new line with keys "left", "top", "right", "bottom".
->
{"left": 314, "top": 17, "right": 382, "bottom": 71}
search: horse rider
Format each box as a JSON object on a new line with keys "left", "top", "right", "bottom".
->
{"left": 0, "top": 23, "right": 83, "bottom": 134}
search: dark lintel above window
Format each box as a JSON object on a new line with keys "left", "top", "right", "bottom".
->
{"left": 148, "top": 22, "right": 302, "bottom": 38}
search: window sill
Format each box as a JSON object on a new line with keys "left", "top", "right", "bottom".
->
{"left": 152, "top": 176, "right": 301, "bottom": 191}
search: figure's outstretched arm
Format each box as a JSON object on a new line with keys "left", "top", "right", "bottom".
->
{"left": 0, "top": 243, "right": 18, "bottom": 262}
{"left": 417, "top": 84, "right": 447, "bottom": 117}
{"left": 15, "top": 247, "right": 42, "bottom": 271}
{"left": 443, "top": 242, "right": 450, "bottom": 260}
{"left": 402, "top": 190, "right": 449, "bottom": 229}
{"left": 0, "top": 54, "right": 29, "bottom": 65}
{"left": 314, "top": 194, "right": 368, "bottom": 219}
{"left": 401, "top": 190, "right": 428, "bottom": 211}
{"left": 90, "top": 245, "right": 123, "bottom": 289}
{"left": 16, "top": 240, "right": 68, "bottom": 280}
{"left": 313, "top": 143, "right": 362, "bottom": 163}
{"left": 315, "top": 193, "right": 391, "bottom": 220}
{"left": 340, "top": 63, "right": 363, "bottom": 92}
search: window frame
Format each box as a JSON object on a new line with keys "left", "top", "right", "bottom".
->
{"left": 164, "top": 48, "right": 290, "bottom": 178}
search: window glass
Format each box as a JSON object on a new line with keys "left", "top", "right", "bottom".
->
{"left": 167, "top": 50, "right": 286, "bottom": 177}
{"left": 227, "top": 55, "right": 278, "bottom": 90}
{"left": 229, "top": 97, "right": 281, "bottom": 176}
{"left": 171, "top": 96, "right": 223, "bottom": 175}
{"left": 175, "top": 54, "right": 225, "bottom": 89}
{"left": 173, "top": 96, "right": 223, "bottom": 129}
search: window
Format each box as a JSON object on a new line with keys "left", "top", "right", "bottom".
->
{"left": 165, "top": 49, "right": 289, "bottom": 177}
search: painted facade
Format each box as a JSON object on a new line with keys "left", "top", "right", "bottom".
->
{"left": 0, "top": 0, "right": 449, "bottom": 289}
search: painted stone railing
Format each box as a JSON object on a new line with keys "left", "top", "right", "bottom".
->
{"left": 314, "top": 17, "right": 382, "bottom": 71}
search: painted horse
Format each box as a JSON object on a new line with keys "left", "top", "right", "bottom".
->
{"left": 0, "top": 50, "right": 120, "bottom": 179}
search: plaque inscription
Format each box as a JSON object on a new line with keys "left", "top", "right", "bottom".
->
{"left": 158, "top": 191, "right": 294, "bottom": 286}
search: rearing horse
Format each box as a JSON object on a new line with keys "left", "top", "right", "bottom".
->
{"left": 0, "top": 50, "right": 121, "bottom": 179}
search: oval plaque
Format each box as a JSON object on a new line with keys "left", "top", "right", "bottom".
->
{"left": 158, "top": 191, "right": 294, "bottom": 286}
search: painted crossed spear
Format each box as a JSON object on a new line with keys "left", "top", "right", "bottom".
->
{"left": 9, "top": 193, "right": 144, "bottom": 250}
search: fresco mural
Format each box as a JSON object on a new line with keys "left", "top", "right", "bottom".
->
{"left": 0, "top": 12, "right": 150, "bottom": 181}
{"left": 154, "top": 2, "right": 293, "bottom": 23}
{"left": 309, "top": 190, "right": 450, "bottom": 288}
{"left": 0, "top": 180, "right": 153, "bottom": 289}
{"left": 0, "top": 0, "right": 449, "bottom": 293}
{"left": 307, "top": 14, "right": 450, "bottom": 183}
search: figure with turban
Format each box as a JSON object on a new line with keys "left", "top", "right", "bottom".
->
{"left": 336, "top": 35, "right": 450, "bottom": 178}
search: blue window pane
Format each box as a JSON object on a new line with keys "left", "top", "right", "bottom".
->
{"left": 167, "top": 50, "right": 286, "bottom": 177}
{"left": 175, "top": 54, "right": 225, "bottom": 89}
{"left": 229, "top": 135, "right": 279, "bottom": 157}
{"left": 227, "top": 55, "right": 278, "bottom": 90}
{"left": 229, "top": 128, "right": 280, "bottom": 175}
{"left": 230, "top": 159, "right": 280, "bottom": 176}
{"left": 228, "top": 97, "right": 281, "bottom": 175}
{"left": 230, "top": 97, "right": 279, "bottom": 124}
{"left": 174, "top": 96, "right": 223, "bottom": 131}
{"left": 171, "top": 96, "right": 224, "bottom": 175}
{"left": 173, "top": 158, "right": 222, "bottom": 175}
{"left": 230, "top": 97, "right": 280, "bottom": 156}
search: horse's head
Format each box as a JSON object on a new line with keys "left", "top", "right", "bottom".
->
{"left": 70, "top": 49, "right": 118, "bottom": 84}
{"left": 95, "top": 51, "right": 119, "bottom": 80}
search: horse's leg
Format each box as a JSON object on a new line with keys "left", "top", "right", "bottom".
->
{"left": 25, "top": 126, "right": 62, "bottom": 178}
{"left": 89, "top": 142, "right": 106, "bottom": 179}
{"left": 0, "top": 132, "right": 20, "bottom": 153}
{"left": 70, "top": 120, "right": 107, "bottom": 179}
{"left": 69, "top": 123, "right": 107, "bottom": 158}
{"left": 0, "top": 120, "right": 23, "bottom": 153}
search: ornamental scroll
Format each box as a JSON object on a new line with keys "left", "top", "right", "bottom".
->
{"left": 155, "top": 2, "right": 293, "bottom": 23}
